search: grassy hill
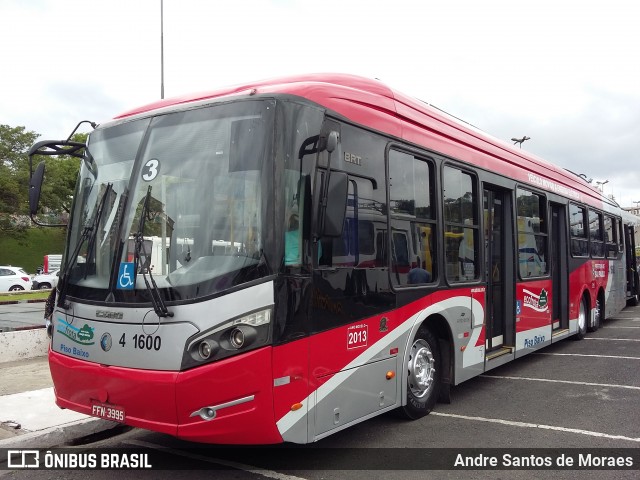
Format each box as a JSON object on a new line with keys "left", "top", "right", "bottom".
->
{"left": 0, "top": 227, "right": 67, "bottom": 274}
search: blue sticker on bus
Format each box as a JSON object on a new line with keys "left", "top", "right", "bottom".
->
{"left": 117, "top": 262, "right": 135, "bottom": 290}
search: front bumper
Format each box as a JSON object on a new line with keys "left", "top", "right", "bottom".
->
{"left": 49, "top": 346, "right": 283, "bottom": 444}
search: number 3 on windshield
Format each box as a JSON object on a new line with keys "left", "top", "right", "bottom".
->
{"left": 142, "top": 159, "right": 160, "bottom": 182}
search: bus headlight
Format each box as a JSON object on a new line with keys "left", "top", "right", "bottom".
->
{"left": 181, "top": 307, "right": 273, "bottom": 370}
{"left": 230, "top": 328, "right": 245, "bottom": 349}
{"left": 228, "top": 325, "right": 258, "bottom": 349}
{"left": 232, "top": 309, "right": 271, "bottom": 327}
{"left": 198, "top": 340, "right": 218, "bottom": 359}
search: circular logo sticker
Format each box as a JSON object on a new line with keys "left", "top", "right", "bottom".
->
{"left": 100, "top": 333, "right": 113, "bottom": 352}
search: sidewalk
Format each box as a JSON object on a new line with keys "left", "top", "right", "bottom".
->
{"left": 0, "top": 351, "right": 118, "bottom": 449}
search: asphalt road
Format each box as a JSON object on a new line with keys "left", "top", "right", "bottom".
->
{"left": 0, "top": 302, "right": 45, "bottom": 332}
{"left": 2, "top": 305, "right": 639, "bottom": 479}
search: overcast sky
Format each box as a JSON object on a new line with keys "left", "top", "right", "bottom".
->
{"left": 2, "top": 0, "right": 639, "bottom": 206}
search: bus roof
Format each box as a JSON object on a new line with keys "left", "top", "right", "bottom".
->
{"left": 113, "top": 73, "right": 616, "bottom": 211}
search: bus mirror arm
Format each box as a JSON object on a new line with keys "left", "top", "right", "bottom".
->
{"left": 297, "top": 135, "right": 321, "bottom": 159}
{"left": 66, "top": 120, "right": 98, "bottom": 142}
{"left": 27, "top": 136, "right": 95, "bottom": 227}
{"left": 295, "top": 135, "right": 320, "bottom": 204}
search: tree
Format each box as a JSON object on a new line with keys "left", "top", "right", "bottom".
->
{"left": 0, "top": 125, "right": 39, "bottom": 237}
{"left": 34, "top": 132, "right": 86, "bottom": 215}
{"left": 0, "top": 124, "right": 39, "bottom": 214}
{"left": 0, "top": 124, "right": 85, "bottom": 235}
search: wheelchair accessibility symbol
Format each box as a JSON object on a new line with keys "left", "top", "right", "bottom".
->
{"left": 118, "top": 262, "right": 135, "bottom": 290}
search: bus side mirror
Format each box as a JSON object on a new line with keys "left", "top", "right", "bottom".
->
{"left": 29, "top": 161, "right": 46, "bottom": 216}
{"left": 322, "top": 171, "right": 348, "bottom": 237}
{"left": 326, "top": 131, "right": 338, "bottom": 153}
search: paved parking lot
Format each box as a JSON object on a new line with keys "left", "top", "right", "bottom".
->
{"left": 434, "top": 310, "right": 640, "bottom": 448}
{"left": 34, "top": 303, "right": 631, "bottom": 480}
{"left": 2, "top": 305, "right": 638, "bottom": 479}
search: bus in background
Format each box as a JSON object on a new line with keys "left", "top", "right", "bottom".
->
{"left": 28, "top": 74, "right": 640, "bottom": 444}
{"left": 43, "top": 254, "right": 62, "bottom": 274}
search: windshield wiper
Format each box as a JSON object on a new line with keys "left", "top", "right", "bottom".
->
{"left": 57, "top": 183, "right": 113, "bottom": 308}
{"left": 134, "top": 186, "right": 173, "bottom": 318}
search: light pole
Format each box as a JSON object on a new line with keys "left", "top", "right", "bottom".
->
{"left": 595, "top": 180, "right": 609, "bottom": 192}
{"left": 160, "top": 0, "right": 165, "bottom": 99}
{"left": 511, "top": 136, "right": 530, "bottom": 148}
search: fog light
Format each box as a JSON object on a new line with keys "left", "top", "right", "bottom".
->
{"left": 230, "top": 328, "right": 245, "bottom": 349}
{"left": 199, "top": 340, "right": 213, "bottom": 359}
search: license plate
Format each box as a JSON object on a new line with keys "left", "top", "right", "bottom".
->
{"left": 90, "top": 401, "right": 126, "bottom": 423}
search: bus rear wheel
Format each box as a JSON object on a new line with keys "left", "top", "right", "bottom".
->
{"left": 588, "top": 294, "right": 603, "bottom": 332}
{"left": 399, "top": 329, "right": 441, "bottom": 419}
{"left": 574, "top": 296, "right": 588, "bottom": 340}
{"left": 630, "top": 273, "right": 640, "bottom": 306}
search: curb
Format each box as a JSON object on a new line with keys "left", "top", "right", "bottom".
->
{"left": 0, "top": 329, "right": 49, "bottom": 364}
{"left": 0, "top": 299, "right": 46, "bottom": 305}
{"left": 0, "top": 418, "right": 119, "bottom": 448}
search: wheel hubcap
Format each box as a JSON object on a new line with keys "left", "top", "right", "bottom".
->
{"left": 408, "top": 339, "right": 435, "bottom": 398}
{"left": 578, "top": 301, "right": 586, "bottom": 331}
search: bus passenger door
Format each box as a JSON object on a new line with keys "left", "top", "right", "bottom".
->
{"left": 624, "top": 224, "right": 639, "bottom": 303}
{"left": 551, "top": 203, "right": 569, "bottom": 331}
{"left": 483, "top": 187, "right": 515, "bottom": 359}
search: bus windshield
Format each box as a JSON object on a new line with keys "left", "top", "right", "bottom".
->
{"left": 64, "top": 99, "right": 277, "bottom": 302}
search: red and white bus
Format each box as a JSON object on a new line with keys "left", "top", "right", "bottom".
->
{"left": 29, "top": 74, "right": 640, "bottom": 444}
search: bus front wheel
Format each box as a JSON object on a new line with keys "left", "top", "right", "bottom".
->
{"left": 399, "top": 329, "right": 441, "bottom": 420}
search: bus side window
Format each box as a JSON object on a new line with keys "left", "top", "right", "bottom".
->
{"left": 569, "top": 204, "right": 588, "bottom": 257}
{"left": 389, "top": 150, "right": 436, "bottom": 286}
{"left": 516, "top": 188, "right": 548, "bottom": 278}
{"left": 605, "top": 216, "right": 618, "bottom": 259}
{"left": 443, "top": 166, "right": 478, "bottom": 282}
{"left": 321, "top": 177, "right": 383, "bottom": 269}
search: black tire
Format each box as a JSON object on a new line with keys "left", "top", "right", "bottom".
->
{"left": 38, "top": 283, "right": 51, "bottom": 290}
{"left": 573, "top": 296, "right": 588, "bottom": 340}
{"left": 9, "top": 285, "right": 25, "bottom": 291}
{"left": 630, "top": 274, "right": 640, "bottom": 306}
{"left": 398, "top": 328, "right": 441, "bottom": 419}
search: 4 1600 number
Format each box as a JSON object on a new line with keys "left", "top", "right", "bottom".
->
{"left": 118, "top": 333, "right": 161, "bottom": 351}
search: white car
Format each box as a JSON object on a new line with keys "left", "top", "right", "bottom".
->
{"left": 0, "top": 266, "right": 32, "bottom": 292}
{"left": 31, "top": 270, "right": 60, "bottom": 290}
